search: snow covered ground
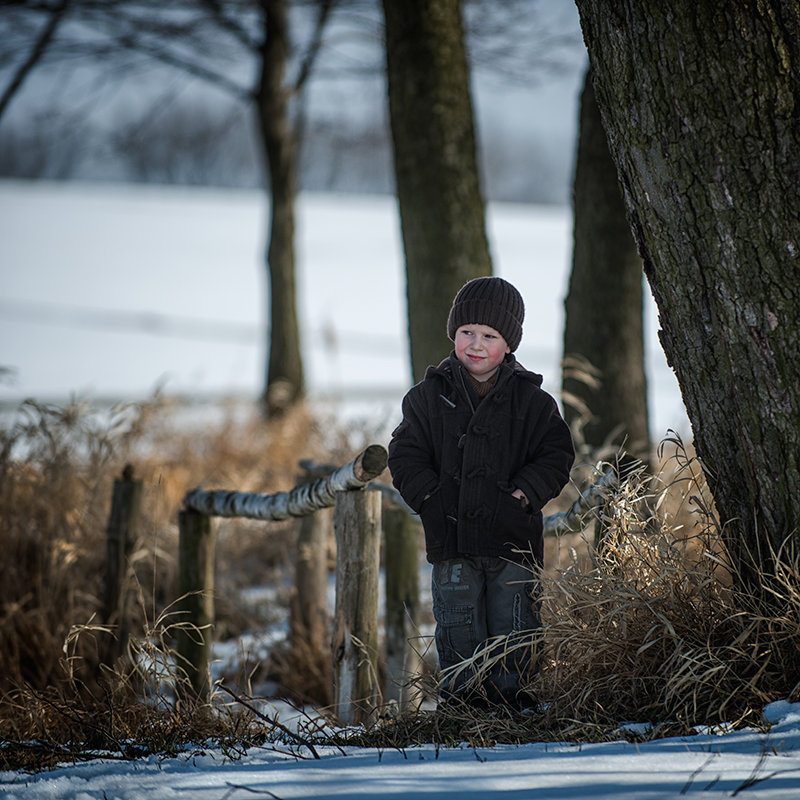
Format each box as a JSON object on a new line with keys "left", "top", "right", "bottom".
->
{"left": 0, "top": 179, "right": 689, "bottom": 441}
{"left": 2, "top": 179, "right": 745, "bottom": 798}
{"left": 2, "top": 702, "right": 800, "bottom": 799}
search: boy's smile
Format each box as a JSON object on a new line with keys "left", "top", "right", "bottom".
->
{"left": 454, "top": 323, "right": 511, "bottom": 382}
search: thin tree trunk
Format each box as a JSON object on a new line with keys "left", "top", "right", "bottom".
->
{"left": 563, "top": 66, "right": 650, "bottom": 465}
{"left": 256, "top": 0, "right": 304, "bottom": 415}
{"left": 574, "top": 1, "right": 800, "bottom": 593}
{"left": 382, "top": 0, "right": 492, "bottom": 382}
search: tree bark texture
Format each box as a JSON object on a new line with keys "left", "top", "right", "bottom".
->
{"left": 563, "top": 67, "right": 650, "bottom": 463}
{"left": 382, "top": 0, "right": 493, "bottom": 383}
{"left": 257, "top": 0, "right": 304, "bottom": 414}
{"left": 574, "top": 2, "right": 800, "bottom": 585}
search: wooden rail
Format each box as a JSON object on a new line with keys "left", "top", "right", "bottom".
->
{"left": 183, "top": 445, "right": 387, "bottom": 520}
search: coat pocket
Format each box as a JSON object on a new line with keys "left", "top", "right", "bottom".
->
{"left": 492, "top": 489, "right": 535, "bottom": 551}
{"left": 418, "top": 489, "right": 447, "bottom": 548}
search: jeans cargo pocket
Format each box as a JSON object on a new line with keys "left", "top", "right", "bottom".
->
{"left": 433, "top": 604, "right": 476, "bottom": 668}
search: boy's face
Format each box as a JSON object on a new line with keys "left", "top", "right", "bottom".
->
{"left": 454, "top": 323, "right": 511, "bottom": 382}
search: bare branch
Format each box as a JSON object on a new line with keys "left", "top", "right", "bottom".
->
{"left": 197, "top": 0, "right": 260, "bottom": 52}
{"left": 293, "top": 0, "right": 333, "bottom": 95}
{"left": 0, "top": 0, "right": 70, "bottom": 121}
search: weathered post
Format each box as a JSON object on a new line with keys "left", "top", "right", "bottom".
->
{"left": 289, "top": 462, "right": 335, "bottom": 703}
{"left": 177, "top": 509, "right": 215, "bottom": 702}
{"left": 102, "top": 464, "right": 142, "bottom": 664}
{"left": 292, "top": 506, "right": 332, "bottom": 659}
{"left": 383, "top": 506, "right": 422, "bottom": 711}
{"left": 332, "top": 488, "right": 382, "bottom": 726}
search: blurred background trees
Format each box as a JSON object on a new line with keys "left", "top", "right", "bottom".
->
{"left": 0, "top": 0, "right": 582, "bottom": 409}
{"left": 562, "top": 67, "right": 650, "bottom": 466}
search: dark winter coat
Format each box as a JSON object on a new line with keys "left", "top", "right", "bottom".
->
{"left": 388, "top": 352, "right": 575, "bottom": 566}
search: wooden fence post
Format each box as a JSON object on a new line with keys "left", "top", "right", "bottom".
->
{"left": 177, "top": 509, "right": 215, "bottom": 702}
{"left": 383, "top": 506, "right": 423, "bottom": 711}
{"left": 292, "top": 507, "right": 332, "bottom": 656}
{"left": 289, "top": 463, "right": 335, "bottom": 703}
{"left": 332, "top": 489, "right": 382, "bottom": 726}
{"left": 102, "top": 464, "right": 142, "bottom": 664}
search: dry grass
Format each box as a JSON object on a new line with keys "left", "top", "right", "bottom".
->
{"left": 418, "top": 436, "right": 800, "bottom": 742}
{"left": 0, "top": 393, "right": 366, "bottom": 770}
{"left": 0, "top": 394, "right": 344, "bottom": 701}
{"left": 0, "top": 663, "right": 307, "bottom": 772}
{"left": 3, "top": 398, "right": 800, "bottom": 764}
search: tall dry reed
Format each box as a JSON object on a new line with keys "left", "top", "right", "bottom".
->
{"left": 0, "top": 395, "right": 334, "bottom": 701}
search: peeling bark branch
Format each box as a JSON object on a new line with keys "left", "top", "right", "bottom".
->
{"left": 543, "top": 470, "right": 618, "bottom": 537}
{"left": 183, "top": 445, "right": 388, "bottom": 520}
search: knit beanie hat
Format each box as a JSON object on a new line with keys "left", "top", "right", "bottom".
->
{"left": 447, "top": 276, "right": 525, "bottom": 352}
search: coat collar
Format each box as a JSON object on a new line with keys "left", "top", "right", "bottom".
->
{"left": 425, "top": 351, "right": 544, "bottom": 390}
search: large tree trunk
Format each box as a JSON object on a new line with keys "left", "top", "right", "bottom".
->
{"left": 256, "top": 0, "right": 304, "bottom": 415}
{"left": 563, "top": 66, "right": 650, "bottom": 464}
{"left": 382, "top": 0, "right": 492, "bottom": 383}
{"left": 574, "top": 2, "right": 800, "bottom": 591}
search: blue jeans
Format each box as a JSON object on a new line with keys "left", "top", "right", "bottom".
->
{"left": 431, "top": 555, "right": 540, "bottom": 704}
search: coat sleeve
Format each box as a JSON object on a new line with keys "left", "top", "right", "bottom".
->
{"left": 387, "top": 387, "right": 441, "bottom": 513}
{"left": 512, "top": 394, "right": 575, "bottom": 511}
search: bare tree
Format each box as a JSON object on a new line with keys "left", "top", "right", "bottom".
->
{"left": 0, "top": 0, "right": 337, "bottom": 414}
{"left": 0, "top": 1, "right": 70, "bottom": 120}
{"left": 574, "top": 0, "right": 800, "bottom": 596}
{"left": 379, "top": 0, "right": 580, "bottom": 381}
{"left": 382, "top": 0, "right": 492, "bottom": 382}
{"left": 2, "top": 0, "right": 583, "bottom": 403}
{"left": 562, "top": 67, "right": 650, "bottom": 465}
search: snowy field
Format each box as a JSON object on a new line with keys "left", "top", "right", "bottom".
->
{"left": 0, "top": 179, "right": 688, "bottom": 441}
{"left": 3, "top": 181, "right": 800, "bottom": 797}
{"left": 2, "top": 702, "right": 800, "bottom": 799}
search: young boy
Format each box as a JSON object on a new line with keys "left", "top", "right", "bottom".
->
{"left": 388, "top": 276, "right": 574, "bottom": 710}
